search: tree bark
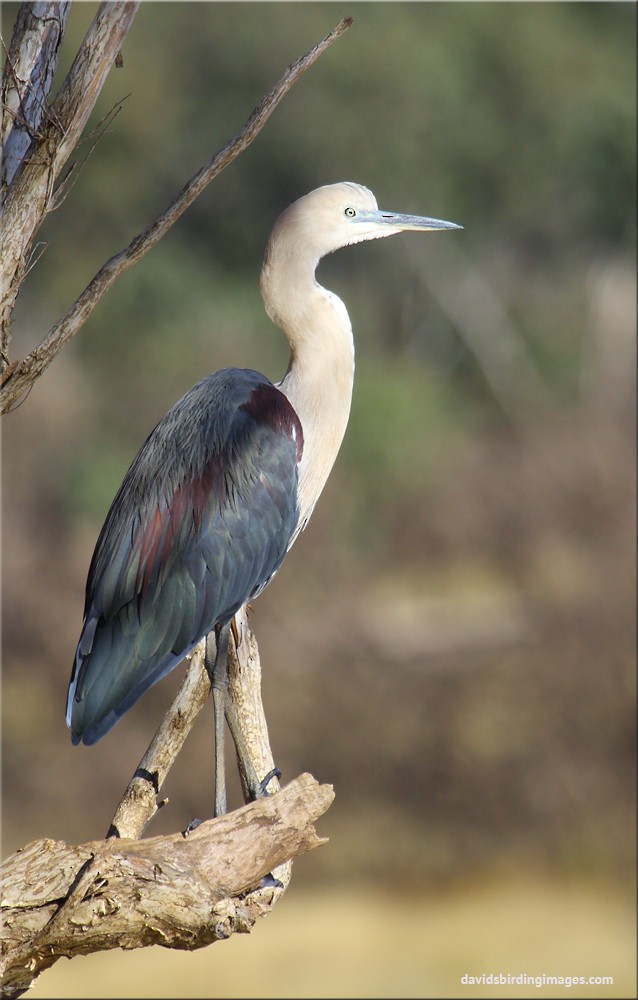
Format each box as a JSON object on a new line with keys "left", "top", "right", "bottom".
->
{"left": 1, "top": 609, "right": 335, "bottom": 999}
{"left": 1, "top": 2, "right": 71, "bottom": 191}
{"left": 1, "top": 2, "right": 140, "bottom": 363}
{"left": 0, "top": 774, "right": 334, "bottom": 999}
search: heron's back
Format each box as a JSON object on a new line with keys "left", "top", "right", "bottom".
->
{"left": 67, "top": 368, "right": 303, "bottom": 745}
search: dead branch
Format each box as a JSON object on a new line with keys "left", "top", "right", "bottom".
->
{"left": 107, "top": 644, "right": 212, "bottom": 841}
{"left": 1, "top": 2, "right": 141, "bottom": 364}
{"left": 0, "top": 15, "right": 353, "bottom": 413}
{"left": 1, "top": 608, "right": 334, "bottom": 998}
{"left": 107, "top": 606, "right": 268, "bottom": 842}
{"left": 0, "top": 773, "right": 334, "bottom": 999}
{"left": 1, "top": 2, "right": 71, "bottom": 189}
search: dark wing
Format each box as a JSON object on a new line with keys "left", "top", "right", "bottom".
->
{"left": 67, "top": 368, "right": 303, "bottom": 745}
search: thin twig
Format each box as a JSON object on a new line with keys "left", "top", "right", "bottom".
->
{"left": 0, "top": 17, "right": 353, "bottom": 413}
{"left": 23, "top": 240, "right": 48, "bottom": 278}
{"left": 0, "top": 102, "right": 46, "bottom": 141}
{"left": 2, "top": 2, "right": 139, "bottom": 366}
{"left": 48, "top": 96, "right": 129, "bottom": 213}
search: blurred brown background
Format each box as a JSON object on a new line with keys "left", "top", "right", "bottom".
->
{"left": 2, "top": 2, "right": 636, "bottom": 997}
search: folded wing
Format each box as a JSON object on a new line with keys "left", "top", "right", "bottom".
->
{"left": 67, "top": 368, "right": 303, "bottom": 745}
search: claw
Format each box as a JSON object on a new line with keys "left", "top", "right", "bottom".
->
{"left": 256, "top": 766, "right": 281, "bottom": 798}
{"left": 259, "top": 872, "right": 284, "bottom": 890}
{"left": 182, "top": 817, "right": 203, "bottom": 837}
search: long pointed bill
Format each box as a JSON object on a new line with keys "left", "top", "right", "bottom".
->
{"left": 367, "top": 210, "right": 462, "bottom": 232}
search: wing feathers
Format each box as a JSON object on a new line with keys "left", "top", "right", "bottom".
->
{"left": 68, "top": 369, "right": 303, "bottom": 745}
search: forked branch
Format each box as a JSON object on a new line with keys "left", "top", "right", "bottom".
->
{"left": 0, "top": 16, "right": 353, "bottom": 413}
{"left": 1, "top": 611, "right": 335, "bottom": 998}
{"left": 108, "top": 607, "right": 274, "bottom": 842}
{"left": 0, "top": 774, "right": 334, "bottom": 999}
{"left": 1, "top": 1, "right": 141, "bottom": 364}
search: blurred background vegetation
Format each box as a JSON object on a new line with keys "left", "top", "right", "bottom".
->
{"left": 2, "top": 2, "right": 636, "bottom": 997}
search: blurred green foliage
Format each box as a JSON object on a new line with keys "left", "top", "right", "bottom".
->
{"left": 6, "top": 0, "right": 633, "bottom": 521}
{"left": 8, "top": 5, "right": 635, "bottom": 358}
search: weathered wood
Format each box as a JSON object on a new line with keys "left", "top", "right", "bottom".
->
{"left": 1, "top": 2, "right": 71, "bottom": 191}
{"left": 0, "top": 602, "right": 332, "bottom": 999}
{"left": 108, "top": 606, "right": 279, "bottom": 841}
{"left": 108, "top": 643, "right": 212, "bottom": 840}
{"left": 1, "top": 2, "right": 140, "bottom": 362}
{"left": 227, "top": 607, "right": 282, "bottom": 803}
{"left": 0, "top": 774, "right": 334, "bottom": 998}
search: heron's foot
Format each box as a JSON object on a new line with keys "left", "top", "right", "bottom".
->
{"left": 253, "top": 766, "right": 281, "bottom": 800}
{"left": 181, "top": 770, "right": 280, "bottom": 835}
{"left": 182, "top": 817, "right": 204, "bottom": 837}
{"left": 259, "top": 872, "right": 284, "bottom": 890}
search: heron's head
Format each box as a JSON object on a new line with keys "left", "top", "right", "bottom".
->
{"left": 270, "top": 181, "right": 462, "bottom": 263}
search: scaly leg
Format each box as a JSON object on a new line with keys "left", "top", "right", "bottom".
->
{"left": 205, "top": 622, "right": 280, "bottom": 816}
{"left": 205, "top": 624, "right": 231, "bottom": 817}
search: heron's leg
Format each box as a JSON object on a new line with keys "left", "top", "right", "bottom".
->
{"left": 205, "top": 622, "right": 280, "bottom": 814}
{"left": 205, "top": 624, "right": 231, "bottom": 817}
{"left": 223, "top": 693, "right": 280, "bottom": 801}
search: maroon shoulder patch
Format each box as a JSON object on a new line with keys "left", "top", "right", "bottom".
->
{"left": 240, "top": 384, "right": 304, "bottom": 462}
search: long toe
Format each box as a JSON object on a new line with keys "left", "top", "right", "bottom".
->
{"left": 259, "top": 872, "right": 284, "bottom": 890}
{"left": 182, "top": 817, "right": 204, "bottom": 837}
{"left": 255, "top": 766, "right": 281, "bottom": 799}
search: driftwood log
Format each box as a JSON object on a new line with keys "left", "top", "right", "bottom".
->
{"left": 1, "top": 609, "right": 335, "bottom": 997}
{"left": 1, "top": 774, "right": 333, "bottom": 999}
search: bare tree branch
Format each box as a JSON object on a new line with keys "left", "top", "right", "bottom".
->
{"left": 1, "top": 2, "right": 71, "bottom": 189}
{"left": 48, "top": 95, "right": 130, "bottom": 213}
{"left": 0, "top": 15, "right": 353, "bottom": 413}
{"left": 107, "top": 643, "right": 212, "bottom": 841}
{"left": 107, "top": 607, "right": 270, "bottom": 842}
{"left": 1, "top": 2, "right": 141, "bottom": 365}
{"left": 0, "top": 773, "right": 335, "bottom": 999}
{"left": 1, "top": 606, "right": 334, "bottom": 998}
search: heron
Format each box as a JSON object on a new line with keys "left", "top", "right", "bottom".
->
{"left": 66, "top": 181, "right": 461, "bottom": 816}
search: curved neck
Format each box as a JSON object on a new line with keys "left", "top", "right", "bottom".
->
{"left": 260, "top": 254, "right": 355, "bottom": 533}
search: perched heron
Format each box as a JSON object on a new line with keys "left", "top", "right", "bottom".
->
{"left": 66, "top": 182, "right": 461, "bottom": 815}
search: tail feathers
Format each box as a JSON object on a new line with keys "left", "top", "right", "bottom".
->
{"left": 66, "top": 613, "right": 198, "bottom": 746}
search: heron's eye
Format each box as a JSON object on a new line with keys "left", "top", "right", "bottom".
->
{"left": 344, "top": 207, "right": 357, "bottom": 218}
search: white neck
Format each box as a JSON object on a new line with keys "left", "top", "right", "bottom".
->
{"left": 260, "top": 256, "right": 355, "bottom": 536}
